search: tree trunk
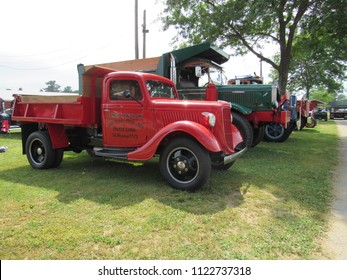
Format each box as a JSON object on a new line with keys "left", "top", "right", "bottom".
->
{"left": 278, "top": 55, "right": 291, "bottom": 95}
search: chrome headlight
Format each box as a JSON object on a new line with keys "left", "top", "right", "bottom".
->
{"left": 202, "top": 112, "right": 216, "bottom": 127}
{"left": 272, "top": 101, "right": 279, "bottom": 109}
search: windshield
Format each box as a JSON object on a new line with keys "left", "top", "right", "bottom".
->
{"left": 146, "top": 80, "right": 176, "bottom": 99}
{"left": 199, "top": 66, "right": 226, "bottom": 86}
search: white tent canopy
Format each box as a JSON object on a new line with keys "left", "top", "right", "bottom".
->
{"left": 0, "top": 89, "right": 15, "bottom": 101}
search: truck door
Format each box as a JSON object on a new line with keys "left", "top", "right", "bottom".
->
{"left": 102, "top": 79, "right": 146, "bottom": 147}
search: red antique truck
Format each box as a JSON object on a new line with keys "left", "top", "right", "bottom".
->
{"left": 12, "top": 65, "right": 245, "bottom": 191}
{"left": 1, "top": 97, "right": 10, "bottom": 133}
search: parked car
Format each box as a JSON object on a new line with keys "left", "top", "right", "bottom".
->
{"left": 313, "top": 107, "right": 329, "bottom": 121}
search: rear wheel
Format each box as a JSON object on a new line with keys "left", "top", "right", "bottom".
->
{"left": 159, "top": 138, "right": 211, "bottom": 191}
{"left": 26, "top": 131, "right": 56, "bottom": 169}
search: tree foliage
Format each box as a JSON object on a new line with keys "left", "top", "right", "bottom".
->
{"left": 287, "top": 0, "right": 347, "bottom": 99}
{"left": 41, "top": 81, "right": 76, "bottom": 93}
{"left": 62, "top": 86, "right": 74, "bottom": 93}
{"left": 288, "top": 39, "right": 346, "bottom": 99}
{"left": 310, "top": 88, "right": 336, "bottom": 104}
{"left": 160, "top": 0, "right": 346, "bottom": 95}
{"left": 41, "top": 80, "right": 61, "bottom": 92}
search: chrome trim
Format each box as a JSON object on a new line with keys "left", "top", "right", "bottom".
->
{"left": 224, "top": 147, "right": 247, "bottom": 165}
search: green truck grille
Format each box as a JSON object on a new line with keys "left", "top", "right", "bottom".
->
{"left": 217, "top": 85, "right": 276, "bottom": 111}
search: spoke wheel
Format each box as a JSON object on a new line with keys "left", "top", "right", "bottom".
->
{"left": 263, "top": 123, "right": 292, "bottom": 142}
{"left": 26, "top": 131, "right": 56, "bottom": 169}
{"left": 160, "top": 138, "right": 211, "bottom": 191}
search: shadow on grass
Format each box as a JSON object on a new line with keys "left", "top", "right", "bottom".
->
{"left": 0, "top": 122, "right": 338, "bottom": 216}
{"left": 249, "top": 123, "right": 338, "bottom": 212}
{"left": 0, "top": 151, "right": 247, "bottom": 215}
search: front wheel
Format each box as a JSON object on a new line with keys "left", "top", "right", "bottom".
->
{"left": 305, "top": 118, "right": 317, "bottom": 128}
{"left": 263, "top": 123, "right": 292, "bottom": 142}
{"left": 159, "top": 138, "right": 211, "bottom": 191}
{"left": 231, "top": 111, "right": 253, "bottom": 150}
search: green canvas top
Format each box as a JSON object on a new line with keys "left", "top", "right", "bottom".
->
{"left": 328, "top": 99, "right": 347, "bottom": 108}
{"left": 166, "top": 42, "right": 230, "bottom": 65}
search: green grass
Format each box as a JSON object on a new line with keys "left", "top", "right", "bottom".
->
{"left": 0, "top": 121, "right": 339, "bottom": 259}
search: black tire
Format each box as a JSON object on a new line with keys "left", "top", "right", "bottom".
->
{"left": 305, "top": 118, "right": 317, "bottom": 128}
{"left": 231, "top": 111, "right": 253, "bottom": 151}
{"left": 299, "top": 116, "right": 307, "bottom": 130}
{"left": 251, "top": 125, "right": 264, "bottom": 147}
{"left": 26, "top": 131, "right": 56, "bottom": 169}
{"left": 86, "top": 149, "right": 96, "bottom": 157}
{"left": 159, "top": 138, "right": 211, "bottom": 191}
{"left": 263, "top": 123, "right": 292, "bottom": 142}
{"left": 52, "top": 148, "right": 64, "bottom": 168}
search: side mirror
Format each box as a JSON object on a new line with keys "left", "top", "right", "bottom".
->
{"left": 195, "top": 66, "right": 203, "bottom": 77}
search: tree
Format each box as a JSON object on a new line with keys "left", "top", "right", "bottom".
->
{"left": 309, "top": 87, "right": 335, "bottom": 104}
{"left": 62, "top": 86, "right": 74, "bottom": 93}
{"left": 286, "top": 0, "right": 347, "bottom": 99}
{"left": 160, "top": 0, "right": 345, "bottom": 95}
{"left": 287, "top": 34, "right": 346, "bottom": 99}
{"left": 41, "top": 80, "right": 61, "bottom": 92}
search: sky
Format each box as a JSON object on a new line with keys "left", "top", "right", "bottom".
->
{"left": 0, "top": 0, "right": 272, "bottom": 98}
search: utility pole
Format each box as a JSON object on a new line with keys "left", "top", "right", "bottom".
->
{"left": 142, "top": 10, "right": 149, "bottom": 58}
{"left": 135, "top": 0, "right": 139, "bottom": 59}
{"left": 260, "top": 58, "right": 263, "bottom": 80}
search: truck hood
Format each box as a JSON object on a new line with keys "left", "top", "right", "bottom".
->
{"left": 151, "top": 98, "right": 231, "bottom": 110}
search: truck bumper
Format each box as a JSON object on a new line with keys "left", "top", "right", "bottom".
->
{"left": 224, "top": 147, "right": 247, "bottom": 165}
{"left": 247, "top": 110, "right": 291, "bottom": 127}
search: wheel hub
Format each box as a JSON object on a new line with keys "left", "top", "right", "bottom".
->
{"left": 173, "top": 157, "right": 189, "bottom": 175}
{"left": 36, "top": 147, "right": 43, "bottom": 155}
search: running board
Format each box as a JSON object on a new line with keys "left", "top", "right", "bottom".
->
{"left": 94, "top": 147, "right": 136, "bottom": 159}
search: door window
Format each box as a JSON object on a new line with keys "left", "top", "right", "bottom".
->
{"left": 110, "top": 80, "right": 143, "bottom": 100}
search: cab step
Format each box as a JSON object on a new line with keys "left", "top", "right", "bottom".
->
{"left": 94, "top": 147, "right": 136, "bottom": 159}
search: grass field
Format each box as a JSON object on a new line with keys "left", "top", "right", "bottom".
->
{"left": 0, "top": 121, "right": 339, "bottom": 259}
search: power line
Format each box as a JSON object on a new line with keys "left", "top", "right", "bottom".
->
{"left": 0, "top": 40, "right": 119, "bottom": 71}
{"left": 0, "top": 44, "right": 86, "bottom": 58}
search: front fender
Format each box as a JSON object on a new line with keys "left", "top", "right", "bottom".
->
{"left": 128, "top": 121, "right": 221, "bottom": 161}
{"left": 231, "top": 103, "right": 253, "bottom": 115}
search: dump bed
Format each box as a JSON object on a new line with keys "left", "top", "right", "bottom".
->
{"left": 12, "top": 66, "right": 115, "bottom": 126}
{"left": 12, "top": 94, "right": 94, "bottom": 125}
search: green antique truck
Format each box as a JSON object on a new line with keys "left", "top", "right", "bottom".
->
{"left": 329, "top": 100, "right": 347, "bottom": 120}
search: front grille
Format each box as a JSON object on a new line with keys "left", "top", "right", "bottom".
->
{"left": 160, "top": 111, "right": 201, "bottom": 126}
{"left": 223, "top": 107, "right": 233, "bottom": 148}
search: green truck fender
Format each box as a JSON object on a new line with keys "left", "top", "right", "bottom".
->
{"left": 229, "top": 103, "right": 253, "bottom": 115}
